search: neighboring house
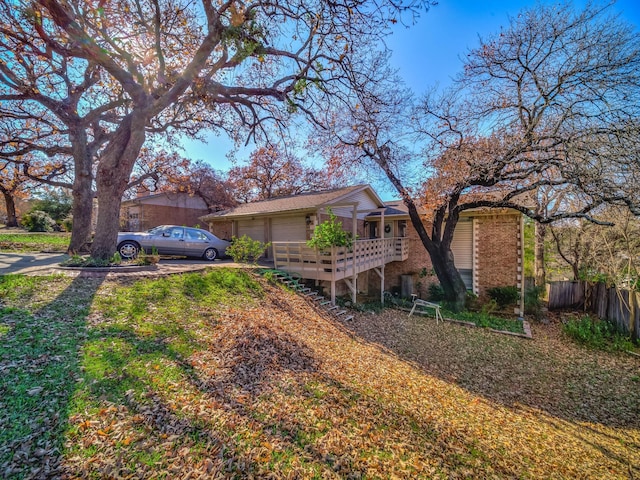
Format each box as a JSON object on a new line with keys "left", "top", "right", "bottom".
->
{"left": 120, "top": 192, "right": 210, "bottom": 232}
{"left": 201, "top": 185, "right": 524, "bottom": 311}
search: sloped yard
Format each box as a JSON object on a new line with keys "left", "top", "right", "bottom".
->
{"left": 1, "top": 269, "right": 638, "bottom": 479}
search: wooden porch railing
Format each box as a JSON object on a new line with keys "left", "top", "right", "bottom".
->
{"left": 272, "top": 237, "right": 409, "bottom": 281}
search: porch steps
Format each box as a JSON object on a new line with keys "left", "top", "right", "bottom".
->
{"left": 258, "top": 268, "right": 356, "bottom": 323}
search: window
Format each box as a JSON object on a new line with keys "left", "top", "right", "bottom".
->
{"left": 185, "top": 229, "right": 207, "bottom": 241}
{"left": 169, "top": 227, "right": 184, "bottom": 239}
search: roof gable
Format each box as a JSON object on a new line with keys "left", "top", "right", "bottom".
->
{"left": 202, "top": 185, "right": 384, "bottom": 221}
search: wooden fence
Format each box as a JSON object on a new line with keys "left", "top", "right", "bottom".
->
{"left": 547, "top": 281, "right": 640, "bottom": 341}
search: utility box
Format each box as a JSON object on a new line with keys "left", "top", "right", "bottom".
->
{"left": 400, "top": 274, "right": 413, "bottom": 299}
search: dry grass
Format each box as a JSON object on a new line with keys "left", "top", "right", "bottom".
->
{"left": 1, "top": 271, "right": 639, "bottom": 479}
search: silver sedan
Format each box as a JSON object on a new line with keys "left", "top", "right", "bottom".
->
{"left": 116, "top": 225, "right": 231, "bottom": 261}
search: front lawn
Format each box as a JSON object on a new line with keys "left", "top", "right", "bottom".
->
{"left": 1, "top": 269, "right": 638, "bottom": 478}
{"left": 0, "top": 231, "right": 70, "bottom": 253}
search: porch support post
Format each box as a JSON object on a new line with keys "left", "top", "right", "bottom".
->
{"left": 373, "top": 267, "right": 384, "bottom": 304}
{"left": 352, "top": 203, "right": 358, "bottom": 305}
{"left": 344, "top": 278, "right": 357, "bottom": 304}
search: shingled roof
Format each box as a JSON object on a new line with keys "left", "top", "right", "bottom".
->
{"left": 201, "top": 185, "right": 382, "bottom": 221}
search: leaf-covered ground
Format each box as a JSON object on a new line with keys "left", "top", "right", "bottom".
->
{"left": 1, "top": 269, "right": 638, "bottom": 479}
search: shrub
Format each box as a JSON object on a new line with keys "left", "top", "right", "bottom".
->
{"left": 563, "top": 316, "right": 634, "bottom": 352}
{"left": 487, "top": 285, "right": 520, "bottom": 308}
{"left": 306, "top": 208, "right": 352, "bottom": 251}
{"left": 427, "top": 283, "right": 445, "bottom": 301}
{"left": 61, "top": 215, "right": 73, "bottom": 232}
{"left": 524, "top": 285, "right": 545, "bottom": 320}
{"left": 30, "top": 190, "right": 73, "bottom": 222}
{"left": 226, "top": 235, "right": 271, "bottom": 263}
{"left": 21, "top": 210, "right": 57, "bottom": 232}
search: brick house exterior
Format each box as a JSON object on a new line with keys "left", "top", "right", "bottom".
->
{"left": 373, "top": 205, "right": 523, "bottom": 301}
{"left": 202, "top": 185, "right": 524, "bottom": 308}
{"left": 120, "top": 192, "right": 210, "bottom": 231}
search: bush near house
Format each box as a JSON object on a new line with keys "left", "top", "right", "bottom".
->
{"left": 226, "top": 234, "right": 271, "bottom": 263}
{"left": 306, "top": 208, "right": 353, "bottom": 250}
{"left": 20, "top": 210, "right": 57, "bottom": 232}
{"left": 487, "top": 285, "right": 520, "bottom": 308}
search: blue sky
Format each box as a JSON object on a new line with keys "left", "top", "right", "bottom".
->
{"left": 181, "top": 0, "right": 640, "bottom": 172}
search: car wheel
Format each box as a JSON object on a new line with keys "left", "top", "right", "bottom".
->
{"left": 203, "top": 247, "right": 218, "bottom": 261}
{"left": 118, "top": 241, "right": 140, "bottom": 260}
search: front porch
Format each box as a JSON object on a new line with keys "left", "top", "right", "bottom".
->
{"left": 272, "top": 237, "right": 409, "bottom": 304}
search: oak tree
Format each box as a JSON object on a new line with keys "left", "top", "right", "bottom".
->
{"left": 9, "top": 0, "right": 429, "bottom": 259}
{"left": 228, "top": 145, "right": 337, "bottom": 202}
{"left": 0, "top": 161, "right": 32, "bottom": 227}
{"left": 321, "top": 2, "right": 640, "bottom": 311}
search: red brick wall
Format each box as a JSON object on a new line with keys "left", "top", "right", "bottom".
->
{"left": 376, "top": 213, "right": 522, "bottom": 300}
{"left": 139, "top": 205, "right": 209, "bottom": 230}
{"left": 382, "top": 220, "right": 438, "bottom": 298}
{"left": 476, "top": 213, "right": 521, "bottom": 298}
{"left": 208, "top": 221, "right": 233, "bottom": 241}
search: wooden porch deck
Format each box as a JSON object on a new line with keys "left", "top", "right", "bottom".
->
{"left": 271, "top": 238, "right": 409, "bottom": 303}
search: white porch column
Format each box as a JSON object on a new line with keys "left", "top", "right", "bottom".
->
{"left": 351, "top": 204, "right": 358, "bottom": 304}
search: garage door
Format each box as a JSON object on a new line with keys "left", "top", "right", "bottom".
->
{"left": 451, "top": 219, "right": 473, "bottom": 289}
{"left": 237, "top": 219, "right": 266, "bottom": 243}
{"left": 271, "top": 216, "right": 307, "bottom": 242}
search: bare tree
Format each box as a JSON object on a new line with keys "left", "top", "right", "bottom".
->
{"left": 4, "top": 0, "right": 431, "bottom": 259}
{"left": 0, "top": 3, "right": 121, "bottom": 250}
{"left": 126, "top": 155, "right": 237, "bottom": 213}
{"left": 0, "top": 161, "right": 32, "bottom": 227}
{"left": 319, "top": 2, "right": 640, "bottom": 311}
{"left": 228, "top": 145, "right": 338, "bottom": 202}
{"left": 551, "top": 207, "right": 640, "bottom": 287}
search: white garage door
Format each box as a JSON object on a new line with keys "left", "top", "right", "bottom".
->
{"left": 238, "top": 219, "right": 266, "bottom": 243}
{"left": 271, "top": 216, "right": 307, "bottom": 242}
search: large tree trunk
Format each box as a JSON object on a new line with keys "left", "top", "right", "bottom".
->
{"left": 374, "top": 154, "right": 468, "bottom": 312}
{"left": 405, "top": 201, "right": 467, "bottom": 312}
{"left": 430, "top": 241, "right": 468, "bottom": 311}
{"left": 534, "top": 221, "right": 546, "bottom": 287}
{"left": 2, "top": 191, "right": 18, "bottom": 227}
{"left": 91, "top": 116, "right": 146, "bottom": 259}
{"left": 68, "top": 129, "right": 94, "bottom": 253}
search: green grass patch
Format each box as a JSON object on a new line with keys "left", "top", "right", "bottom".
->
{"left": 444, "top": 309, "right": 525, "bottom": 334}
{"left": 380, "top": 293, "right": 525, "bottom": 334}
{"left": 0, "top": 232, "right": 70, "bottom": 252}
{"left": 0, "top": 274, "right": 43, "bottom": 302}
{"left": 0, "top": 275, "right": 93, "bottom": 478}
{"left": 563, "top": 315, "right": 635, "bottom": 352}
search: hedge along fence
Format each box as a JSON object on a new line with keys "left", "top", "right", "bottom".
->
{"left": 547, "top": 281, "right": 640, "bottom": 342}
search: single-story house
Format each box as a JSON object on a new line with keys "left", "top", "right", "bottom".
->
{"left": 120, "top": 192, "right": 210, "bottom": 232}
{"left": 201, "top": 185, "right": 524, "bottom": 312}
